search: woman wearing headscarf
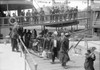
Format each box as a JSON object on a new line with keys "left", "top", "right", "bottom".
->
{"left": 84, "top": 47, "right": 96, "bottom": 70}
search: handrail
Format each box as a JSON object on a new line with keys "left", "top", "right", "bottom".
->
{"left": 68, "top": 28, "right": 97, "bottom": 51}
{"left": 18, "top": 36, "right": 38, "bottom": 70}
{"left": 0, "top": 11, "right": 88, "bottom": 27}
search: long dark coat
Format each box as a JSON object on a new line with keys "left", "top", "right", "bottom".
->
{"left": 59, "top": 37, "right": 70, "bottom": 64}
{"left": 31, "top": 29, "right": 37, "bottom": 39}
{"left": 50, "top": 38, "right": 60, "bottom": 57}
{"left": 43, "top": 37, "right": 51, "bottom": 50}
{"left": 84, "top": 53, "right": 96, "bottom": 70}
{"left": 25, "top": 31, "right": 31, "bottom": 48}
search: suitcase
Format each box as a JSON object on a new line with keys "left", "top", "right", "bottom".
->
{"left": 47, "top": 51, "right": 52, "bottom": 59}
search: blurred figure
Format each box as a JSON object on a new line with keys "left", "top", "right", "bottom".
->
{"left": 7, "top": 12, "right": 11, "bottom": 17}
{"left": 59, "top": 33, "right": 70, "bottom": 68}
{"left": 29, "top": 29, "right": 37, "bottom": 49}
{"left": 50, "top": 6, "right": 55, "bottom": 22}
{"left": 20, "top": 10, "right": 25, "bottom": 22}
{"left": 12, "top": 13, "right": 16, "bottom": 17}
{"left": 9, "top": 28, "right": 13, "bottom": 47}
{"left": 64, "top": 6, "right": 68, "bottom": 20}
{"left": 12, "top": 28, "right": 19, "bottom": 52}
{"left": 25, "top": 30, "right": 31, "bottom": 48}
{"left": 31, "top": 29, "right": 37, "bottom": 39}
{"left": 23, "top": 29, "right": 27, "bottom": 44}
{"left": 26, "top": 10, "right": 31, "bottom": 22}
{"left": 73, "top": 6, "right": 78, "bottom": 19}
{"left": 50, "top": 31, "right": 59, "bottom": 64}
{"left": 33, "top": 10, "right": 38, "bottom": 24}
{"left": 84, "top": 47, "right": 96, "bottom": 70}
{"left": 39, "top": 8, "right": 45, "bottom": 22}
{"left": 54, "top": 7, "right": 59, "bottom": 21}
{"left": 32, "top": 39, "right": 38, "bottom": 52}
{"left": 68, "top": 8, "right": 73, "bottom": 20}
{"left": 60, "top": 6, "right": 65, "bottom": 21}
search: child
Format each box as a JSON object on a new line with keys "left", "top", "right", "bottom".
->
{"left": 84, "top": 47, "right": 96, "bottom": 70}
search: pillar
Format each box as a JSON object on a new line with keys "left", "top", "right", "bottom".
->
{"left": 17, "top": 8, "right": 21, "bottom": 16}
{"left": 87, "top": 6, "right": 93, "bottom": 35}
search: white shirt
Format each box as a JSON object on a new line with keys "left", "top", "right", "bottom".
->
{"left": 54, "top": 40, "right": 57, "bottom": 47}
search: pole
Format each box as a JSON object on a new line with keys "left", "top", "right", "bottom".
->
{"left": 7, "top": 0, "right": 9, "bottom": 14}
{"left": 86, "top": 0, "right": 89, "bottom": 29}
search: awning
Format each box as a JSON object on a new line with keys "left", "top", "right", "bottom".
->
{"left": 45, "top": 20, "right": 79, "bottom": 27}
{"left": 0, "top": 0, "right": 34, "bottom": 11}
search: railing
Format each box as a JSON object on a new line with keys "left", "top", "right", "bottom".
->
{"left": 69, "top": 30, "right": 100, "bottom": 55}
{"left": 93, "top": 21, "right": 100, "bottom": 25}
{"left": 0, "top": 11, "right": 88, "bottom": 27}
{"left": 18, "top": 36, "right": 38, "bottom": 70}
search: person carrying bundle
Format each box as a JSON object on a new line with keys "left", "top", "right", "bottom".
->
{"left": 84, "top": 47, "right": 96, "bottom": 70}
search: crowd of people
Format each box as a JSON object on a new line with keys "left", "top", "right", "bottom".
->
{"left": 0, "top": 6, "right": 78, "bottom": 25}
{"left": 20, "top": 6, "right": 78, "bottom": 23}
{"left": 9, "top": 24, "right": 71, "bottom": 68}
{"left": 9, "top": 25, "right": 96, "bottom": 69}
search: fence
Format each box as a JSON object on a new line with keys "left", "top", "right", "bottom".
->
{"left": 18, "top": 36, "right": 38, "bottom": 70}
{"left": 0, "top": 11, "right": 88, "bottom": 27}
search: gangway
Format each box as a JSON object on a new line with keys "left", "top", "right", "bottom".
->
{"left": 18, "top": 30, "right": 100, "bottom": 70}
{"left": 0, "top": 11, "right": 88, "bottom": 28}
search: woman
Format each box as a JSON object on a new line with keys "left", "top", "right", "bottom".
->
{"left": 84, "top": 47, "right": 96, "bottom": 70}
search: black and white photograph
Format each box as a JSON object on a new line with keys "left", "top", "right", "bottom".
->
{"left": 0, "top": 0, "right": 100, "bottom": 70}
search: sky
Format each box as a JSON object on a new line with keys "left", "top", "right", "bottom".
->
{"left": 33, "top": 0, "right": 88, "bottom": 10}
{"left": 68, "top": 1, "right": 87, "bottom": 10}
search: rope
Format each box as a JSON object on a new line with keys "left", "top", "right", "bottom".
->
{"left": 18, "top": 36, "right": 38, "bottom": 68}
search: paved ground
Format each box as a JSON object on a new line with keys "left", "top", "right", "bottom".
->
{"left": 28, "top": 47, "right": 100, "bottom": 70}
{"left": 0, "top": 44, "right": 25, "bottom": 70}
{"left": 0, "top": 43, "right": 99, "bottom": 70}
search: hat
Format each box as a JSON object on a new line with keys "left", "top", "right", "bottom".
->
{"left": 65, "top": 33, "right": 69, "bottom": 36}
{"left": 53, "top": 31, "right": 58, "bottom": 35}
{"left": 88, "top": 47, "right": 96, "bottom": 52}
{"left": 61, "top": 33, "right": 64, "bottom": 36}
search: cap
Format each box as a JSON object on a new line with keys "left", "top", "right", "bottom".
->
{"left": 65, "top": 33, "right": 69, "bottom": 36}
{"left": 88, "top": 47, "right": 96, "bottom": 52}
{"left": 53, "top": 31, "right": 58, "bottom": 35}
{"left": 61, "top": 33, "right": 64, "bottom": 36}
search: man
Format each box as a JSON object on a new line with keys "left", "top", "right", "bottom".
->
{"left": 33, "top": 10, "right": 38, "bottom": 24}
{"left": 12, "top": 28, "right": 19, "bottom": 52}
{"left": 50, "top": 31, "right": 59, "bottom": 64}
{"left": 9, "top": 28, "right": 13, "bottom": 47}
{"left": 25, "top": 30, "right": 31, "bottom": 48}
{"left": 59, "top": 33, "right": 70, "bottom": 68}
{"left": 20, "top": 10, "right": 25, "bottom": 22}
{"left": 26, "top": 10, "right": 31, "bottom": 22}
{"left": 39, "top": 8, "right": 45, "bottom": 22}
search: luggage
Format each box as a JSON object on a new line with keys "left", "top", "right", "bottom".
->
{"left": 47, "top": 51, "right": 52, "bottom": 59}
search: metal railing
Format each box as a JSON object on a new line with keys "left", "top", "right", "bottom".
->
{"left": 18, "top": 36, "right": 38, "bottom": 70}
{"left": 0, "top": 11, "right": 88, "bottom": 27}
{"left": 69, "top": 30, "right": 100, "bottom": 55}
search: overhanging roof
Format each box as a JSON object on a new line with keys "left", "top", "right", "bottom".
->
{"left": 91, "top": 3, "right": 100, "bottom": 11}
{"left": 0, "top": 0, "right": 34, "bottom": 10}
{"left": 45, "top": 20, "right": 79, "bottom": 27}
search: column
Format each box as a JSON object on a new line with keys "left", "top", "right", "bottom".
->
{"left": 87, "top": 6, "right": 93, "bottom": 35}
{"left": 17, "top": 9, "right": 21, "bottom": 16}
